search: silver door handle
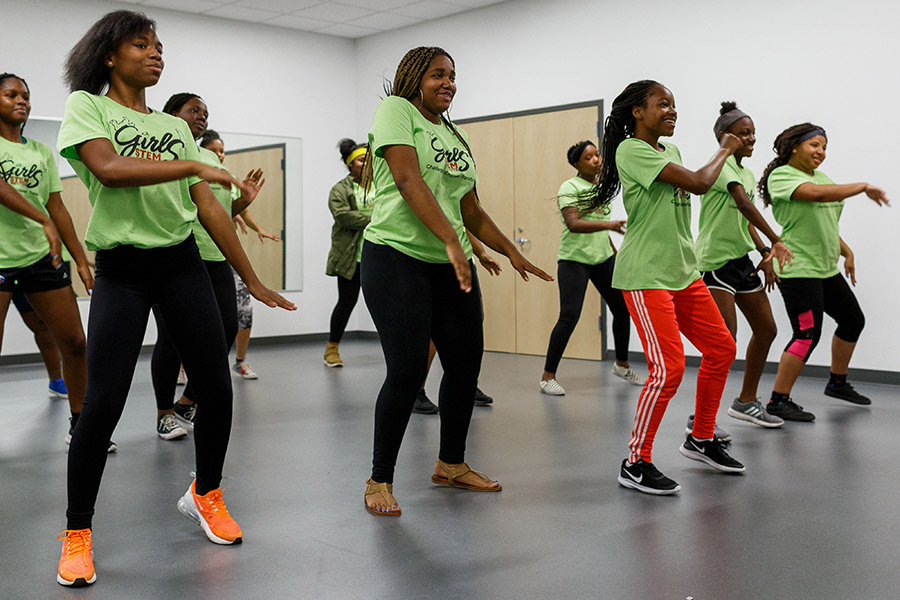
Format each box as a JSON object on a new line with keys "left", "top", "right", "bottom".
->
{"left": 515, "top": 237, "right": 531, "bottom": 247}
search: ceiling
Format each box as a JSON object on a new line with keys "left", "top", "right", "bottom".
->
{"left": 107, "top": 0, "right": 508, "bottom": 39}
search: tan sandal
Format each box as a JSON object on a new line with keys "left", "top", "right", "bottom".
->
{"left": 431, "top": 461, "right": 502, "bottom": 492}
{"left": 364, "top": 478, "right": 401, "bottom": 516}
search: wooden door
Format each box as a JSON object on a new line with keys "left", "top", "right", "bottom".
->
{"left": 224, "top": 145, "right": 285, "bottom": 290}
{"left": 460, "top": 118, "right": 516, "bottom": 353}
{"left": 460, "top": 104, "right": 604, "bottom": 359}
{"left": 512, "top": 107, "right": 602, "bottom": 358}
{"left": 59, "top": 176, "right": 92, "bottom": 298}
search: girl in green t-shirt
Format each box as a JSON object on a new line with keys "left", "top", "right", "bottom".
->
{"left": 149, "top": 95, "right": 268, "bottom": 442}
{"left": 325, "top": 138, "right": 372, "bottom": 368}
{"left": 758, "top": 123, "right": 888, "bottom": 422}
{"left": 360, "top": 46, "right": 552, "bottom": 518}
{"left": 539, "top": 140, "right": 643, "bottom": 397}
{"left": 0, "top": 72, "right": 96, "bottom": 451}
{"left": 697, "top": 101, "right": 794, "bottom": 431}
{"left": 55, "top": 11, "right": 294, "bottom": 588}
{"left": 582, "top": 80, "right": 747, "bottom": 495}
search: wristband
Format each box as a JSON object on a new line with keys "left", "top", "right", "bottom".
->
{"left": 758, "top": 247, "right": 771, "bottom": 258}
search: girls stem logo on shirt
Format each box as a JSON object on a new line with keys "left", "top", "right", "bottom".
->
{"left": 110, "top": 117, "right": 185, "bottom": 161}
{"left": 0, "top": 154, "right": 43, "bottom": 189}
{"left": 671, "top": 187, "right": 691, "bottom": 207}
{"left": 430, "top": 135, "right": 470, "bottom": 172}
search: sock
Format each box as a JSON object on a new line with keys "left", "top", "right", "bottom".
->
{"left": 235, "top": 358, "right": 244, "bottom": 364}
{"left": 829, "top": 372, "right": 847, "bottom": 387}
{"left": 691, "top": 434, "right": 714, "bottom": 443}
{"left": 770, "top": 391, "right": 790, "bottom": 404}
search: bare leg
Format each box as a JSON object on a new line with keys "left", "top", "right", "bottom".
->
{"left": 19, "top": 310, "right": 63, "bottom": 380}
{"left": 235, "top": 328, "right": 251, "bottom": 361}
{"left": 772, "top": 352, "right": 806, "bottom": 396}
{"left": 25, "top": 288, "right": 87, "bottom": 414}
{"left": 830, "top": 336, "right": 856, "bottom": 375}
{"left": 734, "top": 291, "right": 777, "bottom": 403}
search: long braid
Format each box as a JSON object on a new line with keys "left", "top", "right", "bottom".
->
{"left": 580, "top": 80, "right": 659, "bottom": 214}
{"left": 758, "top": 122, "right": 824, "bottom": 207}
{"left": 361, "top": 46, "right": 476, "bottom": 196}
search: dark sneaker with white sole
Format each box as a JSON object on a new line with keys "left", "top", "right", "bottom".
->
{"left": 824, "top": 382, "right": 871, "bottom": 405}
{"left": 679, "top": 436, "right": 745, "bottom": 473}
{"left": 617, "top": 459, "right": 681, "bottom": 495}
{"left": 767, "top": 399, "right": 815, "bottom": 422}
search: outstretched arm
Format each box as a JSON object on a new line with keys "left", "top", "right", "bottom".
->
{"left": 792, "top": 181, "right": 889, "bottom": 205}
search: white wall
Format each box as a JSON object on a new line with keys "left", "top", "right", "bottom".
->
{"left": 2, "top": 0, "right": 365, "bottom": 357}
{"left": 354, "top": 0, "right": 900, "bottom": 372}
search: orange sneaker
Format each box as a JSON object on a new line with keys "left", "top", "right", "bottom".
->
{"left": 57, "top": 529, "right": 96, "bottom": 587}
{"left": 176, "top": 480, "right": 243, "bottom": 545}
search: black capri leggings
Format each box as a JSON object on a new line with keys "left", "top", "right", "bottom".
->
{"left": 777, "top": 273, "right": 865, "bottom": 362}
{"left": 360, "top": 241, "right": 483, "bottom": 484}
{"left": 151, "top": 259, "right": 238, "bottom": 409}
{"left": 66, "top": 237, "right": 232, "bottom": 530}
{"left": 544, "top": 256, "right": 632, "bottom": 372}
{"left": 329, "top": 265, "right": 361, "bottom": 344}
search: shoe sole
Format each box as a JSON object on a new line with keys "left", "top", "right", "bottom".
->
{"left": 613, "top": 372, "right": 645, "bottom": 386}
{"left": 49, "top": 390, "right": 69, "bottom": 399}
{"left": 727, "top": 407, "right": 784, "bottom": 428}
{"left": 323, "top": 360, "right": 343, "bottom": 368}
{"left": 158, "top": 429, "right": 188, "bottom": 441}
{"left": 617, "top": 475, "right": 680, "bottom": 495}
{"left": 539, "top": 386, "right": 565, "bottom": 396}
{"left": 57, "top": 572, "right": 96, "bottom": 587}
{"left": 824, "top": 388, "right": 871, "bottom": 405}
{"left": 678, "top": 445, "right": 745, "bottom": 473}
{"left": 412, "top": 407, "right": 439, "bottom": 414}
{"left": 176, "top": 495, "right": 242, "bottom": 545}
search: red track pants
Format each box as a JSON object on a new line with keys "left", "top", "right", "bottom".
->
{"left": 622, "top": 279, "right": 736, "bottom": 464}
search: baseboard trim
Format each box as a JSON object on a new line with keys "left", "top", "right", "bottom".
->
{"left": 606, "top": 350, "right": 900, "bottom": 386}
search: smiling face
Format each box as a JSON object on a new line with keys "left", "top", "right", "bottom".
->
{"left": 727, "top": 116, "right": 756, "bottom": 159}
{"left": 575, "top": 144, "right": 602, "bottom": 178}
{"left": 633, "top": 85, "right": 677, "bottom": 139}
{"left": 203, "top": 138, "right": 225, "bottom": 163}
{"left": 0, "top": 77, "right": 30, "bottom": 131}
{"left": 175, "top": 97, "right": 209, "bottom": 139}
{"left": 790, "top": 134, "right": 827, "bottom": 172}
{"left": 413, "top": 53, "right": 456, "bottom": 123}
{"left": 107, "top": 30, "right": 164, "bottom": 90}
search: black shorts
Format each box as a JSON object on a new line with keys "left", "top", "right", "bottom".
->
{"left": 701, "top": 255, "right": 762, "bottom": 295}
{"left": 12, "top": 291, "right": 34, "bottom": 313}
{"left": 0, "top": 254, "right": 71, "bottom": 294}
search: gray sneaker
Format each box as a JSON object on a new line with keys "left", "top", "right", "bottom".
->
{"left": 685, "top": 415, "right": 732, "bottom": 443}
{"left": 727, "top": 398, "right": 784, "bottom": 428}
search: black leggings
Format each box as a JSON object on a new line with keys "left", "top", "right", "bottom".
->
{"left": 544, "top": 257, "right": 631, "bottom": 372}
{"left": 151, "top": 259, "right": 238, "bottom": 409}
{"left": 328, "top": 264, "right": 361, "bottom": 344}
{"left": 777, "top": 274, "right": 865, "bottom": 362}
{"left": 66, "top": 237, "right": 232, "bottom": 529}
{"left": 360, "top": 241, "right": 483, "bottom": 484}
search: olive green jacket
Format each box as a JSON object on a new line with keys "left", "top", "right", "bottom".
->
{"left": 326, "top": 175, "right": 370, "bottom": 279}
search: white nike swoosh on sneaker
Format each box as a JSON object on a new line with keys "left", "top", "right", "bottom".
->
{"left": 689, "top": 440, "right": 707, "bottom": 454}
{"left": 625, "top": 470, "right": 643, "bottom": 483}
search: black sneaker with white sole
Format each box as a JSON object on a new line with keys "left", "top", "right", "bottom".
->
{"left": 679, "top": 436, "right": 745, "bottom": 473}
{"left": 767, "top": 399, "right": 815, "bottom": 422}
{"left": 824, "top": 382, "right": 871, "bottom": 405}
{"left": 173, "top": 402, "right": 196, "bottom": 427}
{"left": 617, "top": 459, "right": 681, "bottom": 495}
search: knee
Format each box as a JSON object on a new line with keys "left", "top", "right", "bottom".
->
{"left": 757, "top": 320, "right": 778, "bottom": 346}
{"left": 59, "top": 332, "right": 87, "bottom": 359}
{"left": 556, "top": 310, "right": 580, "bottom": 330}
{"left": 837, "top": 310, "right": 865, "bottom": 343}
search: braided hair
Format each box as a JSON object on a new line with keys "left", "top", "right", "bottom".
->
{"left": 64, "top": 10, "right": 156, "bottom": 94}
{"left": 200, "top": 128, "right": 221, "bottom": 148}
{"left": 0, "top": 73, "right": 29, "bottom": 134}
{"left": 757, "top": 123, "right": 826, "bottom": 207}
{"left": 361, "top": 46, "right": 475, "bottom": 195}
{"left": 581, "top": 80, "right": 660, "bottom": 214}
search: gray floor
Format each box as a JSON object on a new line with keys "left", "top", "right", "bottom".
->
{"left": 1, "top": 338, "right": 898, "bottom": 600}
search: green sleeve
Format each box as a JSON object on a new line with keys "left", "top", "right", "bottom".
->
{"left": 57, "top": 91, "right": 106, "bottom": 161}
{"left": 768, "top": 168, "right": 806, "bottom": 204}
{"left": 370, "top": 97, "right": 415, "bottom": 157}
{"left": 617, "top": 139, "right": 672, "bottom": 189}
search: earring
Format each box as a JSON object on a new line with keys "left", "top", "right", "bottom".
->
{"left": 418, "top": 89, "right": 424, "bottom": 101}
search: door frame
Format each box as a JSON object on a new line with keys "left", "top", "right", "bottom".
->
{"left": 456, "top": 99, "right": 609, "bottom": 360}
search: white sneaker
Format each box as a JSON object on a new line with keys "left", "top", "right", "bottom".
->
{"left": 612, "top": 364, "right": 645, "bottom": 386}
{"left": 540, "top": 378, "right": 566, "bottom": 396}
{"left": 157, "top": 414, "right": 188, "bottom": 440}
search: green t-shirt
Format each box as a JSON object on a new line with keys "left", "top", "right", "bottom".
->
{"left": 695, "top": 155, "right": 756, "bottom": 271}
{"left": 355, "top": 181, "right": 375, "bottom": 262}
{"left": 57, "top": 91, "right": 202, "bottom": 251}
{"left": 0, "top": 136, "right": 63, "bottom": 268}
{"left": 363, "top": 96, "right": 477, "bottom": 263}
{"left": 191, "top": 146, "right": 233, "bottom": 262}
{"left": 768, "top": 165, "right": 841, "bottom": 278}
{"left": 556, "top": 176, "right": 613, "bottom": 265}
{"left": 612, "top": 138, "right": 699, "bottom": 290}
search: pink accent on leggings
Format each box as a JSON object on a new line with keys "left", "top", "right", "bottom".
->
{"left": 798, "top": 309, "right": 815, "bottom": 331}
{"left": 787, "top": 339, "right": 813, "bottom": 360}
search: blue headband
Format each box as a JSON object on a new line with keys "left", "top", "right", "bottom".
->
{"left": 798, "top": 129, "right": 826, "bottom": 143}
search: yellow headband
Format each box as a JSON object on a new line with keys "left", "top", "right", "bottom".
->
{"left": 345, "top": 147, "right": 367, "bottom": 166}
